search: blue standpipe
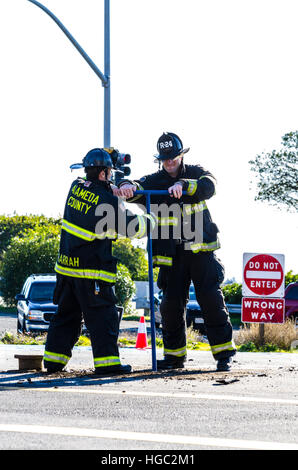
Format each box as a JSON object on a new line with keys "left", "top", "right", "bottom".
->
{"left": 135, "top": 189, "right": 186, "bottom": 371}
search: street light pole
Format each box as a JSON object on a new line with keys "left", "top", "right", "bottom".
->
{"left": 27, "top": 0, "right": 111, "bottom": 147}
{"left": 104, "top": 0, "right": 111, "bottom": 147}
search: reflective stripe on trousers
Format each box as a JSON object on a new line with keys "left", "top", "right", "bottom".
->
{"left": 43, "top": 350, "right": 70, "bottom": 366}
{"left": 94, "top": 356, "right": 121, "bottom": 368}
{"left": 164, "top": 346, "right": 187, "bottom": 357}
{"left": 210, "top": 340, "right": 236, "bottom": 356}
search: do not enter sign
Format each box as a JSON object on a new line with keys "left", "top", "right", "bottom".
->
{"left": 242, "top": 253, "right": 285, "bottom": 298}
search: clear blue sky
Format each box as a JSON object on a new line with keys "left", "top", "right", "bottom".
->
{"left": 0, "top": 0, "right": 297, "bottom": 282}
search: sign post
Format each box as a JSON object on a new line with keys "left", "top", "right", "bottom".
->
{"left": 242, "top": 253, "right": 285, "bottom": 342}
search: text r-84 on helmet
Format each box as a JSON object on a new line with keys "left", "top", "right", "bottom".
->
{"left": 156, "top": 132, "right": 190, "bottom": 160}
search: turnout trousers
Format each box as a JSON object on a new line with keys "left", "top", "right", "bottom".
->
{"left": 157, "top": 247, "right": 236, "bottom": 362}
{"left": 44, "top": 275, "right": 120, "bottom": 371}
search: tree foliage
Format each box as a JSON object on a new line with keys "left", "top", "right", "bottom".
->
{"left": 285, "top": 270, "right": 298, "bottom": 286}
{"left": 0, "top": 214, "right": 61, "bottom": 255}
{"left": 249, "top": 131, "right": 298, "bottom": 211}
{"left": 112, "top": 238, "right": 158, "bottom": 281}
{"left": 0, "top": 215, "right": 158, "bottom": 307}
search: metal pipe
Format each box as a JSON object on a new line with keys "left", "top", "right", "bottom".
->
{"left": 135, "top": 190, "right": 187, "bottom": 371}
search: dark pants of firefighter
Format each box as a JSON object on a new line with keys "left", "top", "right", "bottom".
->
{"left": 44, "top": 275, "right": 120, "bottom": 371}
{"left": 157, "top": 247, "right": 236, "bottom": 362}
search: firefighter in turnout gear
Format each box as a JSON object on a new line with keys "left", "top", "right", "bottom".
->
{"left": 44, "top": 148, "right": 155, "bottom": 375}
{"left": 118, "top": 132, "right": 236, "bottom": 372}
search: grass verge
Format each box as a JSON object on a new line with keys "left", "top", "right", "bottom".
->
{"left": 0, "top": 321, "right": 297, "bottom": 352}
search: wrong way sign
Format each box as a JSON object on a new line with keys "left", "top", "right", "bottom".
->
{"left": 242, "top": 253, "right": 285, "bottom": 298}
{"left": 242, "top": 297, "right": 285, "bottom": 323}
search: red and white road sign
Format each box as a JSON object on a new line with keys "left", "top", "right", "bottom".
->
{"left": 242, "top": 253, "right": 285, "bottom": 298}
{"left": 241, "top": 297, "right": 285, "bottom": 324}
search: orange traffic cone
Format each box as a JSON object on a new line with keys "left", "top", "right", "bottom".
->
{"left": 135, "top": 316, "right": 148, "bottom": 349}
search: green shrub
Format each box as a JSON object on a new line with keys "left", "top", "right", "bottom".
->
{"left": 112, "top": 238, "right": 159, "bottom": 281}
{"left": 115, "top": 263, "right": 136, "bottom": 308}
{"left": 0, "top": 225, "right": 60, "bottom": 306}
{"left": 222, "top": 282, "right": 242, "bottom": 304}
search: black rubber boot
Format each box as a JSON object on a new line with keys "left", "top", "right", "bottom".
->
{"left": 44, "top": 364, "right": 65, "bottom": 374}
{"left": 216, "top": 357, "right": 233, "bottom": 371}
{"left": 94, "top": 364, "right": 132, "bottom": 375}
{"left": 157, "top": 356, "right": 186, "bottom": 370}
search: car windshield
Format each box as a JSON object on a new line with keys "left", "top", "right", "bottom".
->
{"left": 28, "top": 283, "right": 56, "bottom": 302}
{"left": 189, "top": 290, "right": 196, "bottom": 300}
{"left": 285, "top": 286, "right": 298, "bottom": 300}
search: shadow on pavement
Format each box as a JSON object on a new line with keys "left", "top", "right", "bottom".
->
{"left": 0, "top": 367, "right": 254, "bottom": 390}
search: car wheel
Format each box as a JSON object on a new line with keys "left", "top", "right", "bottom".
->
{"left": 17, "top": 317, "right": 22, "bottom": 334}
{"left": 22, "top": 319, "right": 28, "bottom": 334}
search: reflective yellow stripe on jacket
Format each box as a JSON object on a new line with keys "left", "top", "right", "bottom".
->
{"left": 152, "top": 256, "right": 173, "bottom": 266}
{"left": 184, "top": 201, "right": 207, "bottom": 216}
{"left": 55, "top": 263, "right": 116, "bottom": 282}
{"left": 157, "top": 217, "right": 179, "bottom": 226}
{"left": 62, "top": 219, "right": 98, "bottom": 241}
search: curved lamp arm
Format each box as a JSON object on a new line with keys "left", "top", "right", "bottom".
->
{"left": 27, "top": 0, "right": 108, "bottom": 86}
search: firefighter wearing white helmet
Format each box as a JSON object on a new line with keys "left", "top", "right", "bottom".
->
{"left": 44, "top": 148, "right": 155, "bottom": 375}
{"left": 118, "top": 133, "right": 236, "bottom": 372}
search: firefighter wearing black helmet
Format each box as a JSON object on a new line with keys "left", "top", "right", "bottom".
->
{"left": 118, "top": 133, "right": 236, "bottom": 372}
{"left": 44, "top": 148, "right": 155, "bottom": 375}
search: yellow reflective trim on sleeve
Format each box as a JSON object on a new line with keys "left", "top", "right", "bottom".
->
{"left": 199, "top": 175, "right": 216, "bottom": 195}
{"left": 189, "top": 240, "right": 220, "bottom": 253}
{"left": 127, "top": 182, "right": 144, "bottom": 203}
{"left": 179, "top": 179, "right": 198, "bottom": 196}
{"left": 96, "top": 228, "right": 118, "bottom": 240}
{"left": 130, "top": 215, "right": 146, "bottom": 239}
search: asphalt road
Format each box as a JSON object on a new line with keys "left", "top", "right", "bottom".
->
{"left": 0, "top": 312, "right": 16, "bottom": 337}
{"left": 1, "top": 312, "right": 298, "bottom": 452}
